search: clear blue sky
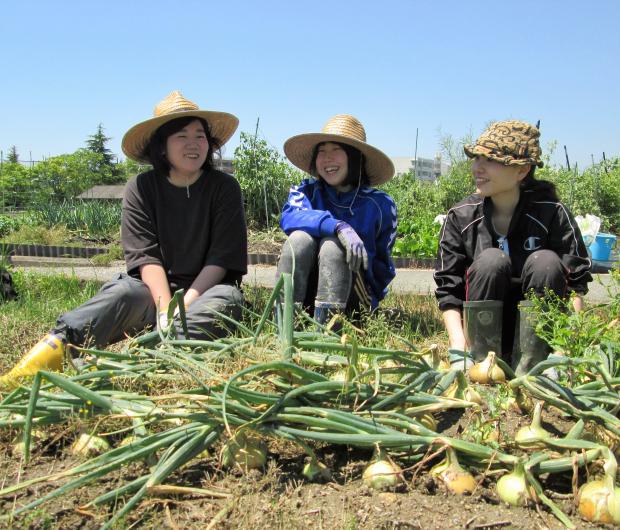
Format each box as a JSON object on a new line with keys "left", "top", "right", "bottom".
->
{"left": 1, "top": 0, "right": 618, "bottom": 170}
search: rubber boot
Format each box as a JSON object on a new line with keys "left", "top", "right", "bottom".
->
{"left": 0, "top": 333, "right": 65, "bottom": 389}
{"left": 463, "top": 301, "right": 503, "bottom": 362}
{"left": 313, "top": 302, "right": 345, "bottom": 332}
{"left": 512, "top": 300, "right": 550, "bottom": 376}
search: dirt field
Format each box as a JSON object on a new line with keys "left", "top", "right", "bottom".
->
{"left": 0, "top": 400, "right": 611, "bottom": 530}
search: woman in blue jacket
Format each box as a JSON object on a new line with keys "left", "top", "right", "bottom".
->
{"left": 278, "top": 114, "right": 398, "bottom": 325}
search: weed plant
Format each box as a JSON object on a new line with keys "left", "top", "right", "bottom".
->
{"left": 528, "top": 268, "right": 620, "bottom": 382}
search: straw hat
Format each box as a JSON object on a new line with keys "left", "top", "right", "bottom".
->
{"left": 122, "top": 91, "right": 239, "bottom": 163}
{"left": 283, "top": 115, "right": 395, "bottom": 186}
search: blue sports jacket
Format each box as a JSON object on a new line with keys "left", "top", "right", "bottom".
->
{"left": 280, "top": 178, "right": 398, "bottom": 308}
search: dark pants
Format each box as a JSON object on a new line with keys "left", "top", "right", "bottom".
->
{"left": 54, "top": 273, "right": 244, "bottom": 347}
{"left": 276, "top": 230, "right": 370, "bottom": 314}
{"left": 466, "top": 249, "right": 568, "bottom": 355}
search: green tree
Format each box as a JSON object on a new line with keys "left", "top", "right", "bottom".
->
{"left": 0, "top": 161, "right": 30, "bottom": 209}
{"left": 86, "top": 123, "right": 123, "bottom": 184}
{"left": 29, "top": 149, "right": 106, "bottom": 204}
{"left": 233, "top": 132, "right": 304, "bottom": 229}
{"left": 6, "top": 146, "right": 19, "bottom": 164}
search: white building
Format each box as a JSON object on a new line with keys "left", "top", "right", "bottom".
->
{"left": 391, "top": 155, "right": 450, "bottom": 181}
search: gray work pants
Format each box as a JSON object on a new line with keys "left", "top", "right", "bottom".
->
{"left": 466, "top": 248, "right": 568, "bottom": 355}
{"left": 54, "top": 273, "right": 243, "bottom": 347}
{"left": 276, "top": 230, "right": 352, "bottom": 308}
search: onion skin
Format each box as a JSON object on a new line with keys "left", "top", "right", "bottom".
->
{"left": 468, "top": 351, "right": 505, "bottom": 385}
{"left": 578, "top": 477, "right": 620, "bottom": 525}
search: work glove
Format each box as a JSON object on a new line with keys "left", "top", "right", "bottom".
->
{"left": 335, "top": 222, "right": 368, "bottom": 272}
{"left": 157, "top": 311, "right": 172, "bottom": 333}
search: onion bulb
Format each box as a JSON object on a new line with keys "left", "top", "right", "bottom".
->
{"left": 362, "top": 449, "right": 402, "bottom": 490}
{"left": 468, "top": 351, "right": 505, "bottom": 384}
{"left": 515, "top": 401, "right": 550, "bottom": 449}
{"left": 70, "top": 432, "right": 110, "bottom": 457}
{"left": 496, "top": 464, "right": 532, "bottom": 506}
{"left": 578, "top": 476, "right": 620, "bottom": 525}
{"left": 463, "top": 386, "right": 483, "bottom": 404}
{"left": 578, "top": 453, "right": 620, "bottom": 525}
{"left": 221, "top": 433, "right": 267, "bottom": 471}
{"left": 424, "top": 344, "right": 449, "bottom": 370}
{"left": 302, "top": 458, "right": 332, "bottom": 482}
{"left": 430, "top": 447, "right": 477, "bottom": 495}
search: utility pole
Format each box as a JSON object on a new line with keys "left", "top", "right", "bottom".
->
{"left": 413, "top": 128, "right": 419, "bottom": 179}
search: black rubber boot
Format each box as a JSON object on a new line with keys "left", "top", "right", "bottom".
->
{"left": 463, "top": 300, "right": 504, "bottom": 362}
{"left": 512, "top": 300, "right": 550, "bottom": 376}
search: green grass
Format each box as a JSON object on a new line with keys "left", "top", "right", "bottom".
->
{"left": 0, "top": 270, "right": 448, "bottom": 375}
{"left": 0, "top": 270, "right": 100, "bottom": 372}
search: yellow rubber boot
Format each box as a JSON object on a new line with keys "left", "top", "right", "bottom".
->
{"left": 0, "top": 333, "right": 65, "bottom": 389}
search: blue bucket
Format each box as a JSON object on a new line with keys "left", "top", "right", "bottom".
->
{"left": 589, "top": 233, "right": 617, "bottom": 261}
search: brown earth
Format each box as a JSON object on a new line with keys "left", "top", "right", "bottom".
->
{"left": 0, "top": 401, "right": 610, "bottom": 530}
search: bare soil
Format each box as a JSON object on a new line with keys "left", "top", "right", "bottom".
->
{"left": 0, "top": 400, "right": 610, "bottom": 530}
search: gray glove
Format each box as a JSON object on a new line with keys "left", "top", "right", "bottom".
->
{"left": 335, "top": 222, "right": 368, "bottom": 272}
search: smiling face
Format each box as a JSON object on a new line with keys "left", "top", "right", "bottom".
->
{"left": 314, "top": 142, "right": 349, "bottom": 188}
{"left": 472, "top": 155, "right": 530, "bottom": 198}
{"left": 165, "top": 119, "right": 209, "bottom": 181}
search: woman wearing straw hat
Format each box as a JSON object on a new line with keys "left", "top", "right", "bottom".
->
{"left": 278, "top": 114, "right": 398, "bottom": 326}
{"left": 1, "top": 91, "right": 247, "bottom": 387}
{"left": 434, "top": 120, "right": 591, "bottom": 375}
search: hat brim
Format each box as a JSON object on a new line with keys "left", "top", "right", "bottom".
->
{"left": 464, "top": 144, "right": 544, "bottom": 168}
{"left": 284, "top": 133, "right": 395, "bottom": 186}
{"left": 122, "top": 110, "right": 239, "bottom": 163}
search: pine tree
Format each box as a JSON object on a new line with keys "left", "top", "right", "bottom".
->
{"left": 6, "top": 145, "right": 19, "bottom": 163}
{"left": 85, "top": 123, "right": 122, "bottom": 183}
{"left": 86, "top": 123, "right": 114, "bottom": 166}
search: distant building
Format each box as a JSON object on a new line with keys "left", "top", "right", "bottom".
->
{"left": 390, "top": 155, "right": 450, "bottom": 181}
{"left": 77, "top": 158, "right": 235, "bottom": 201}
{"left": 77, "top": 185, "right": 125, "bottom": 200}
{"left": 215, "top": 158, "right": 234, "bottom": 175}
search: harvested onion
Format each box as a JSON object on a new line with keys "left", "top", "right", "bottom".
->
{"left": 221, "top": 433, "right": 267, "bottom": 471}
{"left": 578, "top": 477, "right": 620, "bottom": 525}
{"left": 578, "top": 453, "right": 620, "bottom": 525}
{"left": 515, "top": 401, "right": 550, "bottom": 449}
{"left": 430, "top": 447, "right": 477, "bottom": 495}
{"left": 70, "top": 432, "right": 110, "bottom": 457}
{"left": 302, "top": 458, "right": 332, "bottom": 482}
{"left": 496, "top": 464, "right": 532, "bottom": 506}
{"left": 468, "top": 351, "right": 505, "bottom": 384}
{"left": 362, "top": 449, "right": 402, "bottom": 490}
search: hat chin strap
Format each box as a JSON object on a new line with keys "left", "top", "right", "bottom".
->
{"left": 347, "top": 167, "right": 362, "bottom": 216}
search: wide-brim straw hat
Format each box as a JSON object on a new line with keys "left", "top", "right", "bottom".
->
{"left": 122, "top": 91, "right": 239, "bottom": 163}
{"left": 283, "top": 114, "right": 395, "bottom": 186}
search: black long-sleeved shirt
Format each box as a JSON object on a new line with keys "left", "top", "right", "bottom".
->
{"left": 434, "top": 188, "right": 592, "bottom": 311}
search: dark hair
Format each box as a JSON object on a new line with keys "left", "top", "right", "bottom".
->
{"left": 521, "top": 166, "right": 559, "bottom": 201}
{"left": 143, "top": 116, "right": 222, "bottom": 177}
{"left": 309, "top": 142, "right": 370, "bottom": 187}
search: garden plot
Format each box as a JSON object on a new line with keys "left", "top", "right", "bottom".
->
{"left": 0, "top": 273, "right": 619, "bottom": 529}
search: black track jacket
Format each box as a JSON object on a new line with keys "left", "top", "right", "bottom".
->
{"left": 434, "top": 188, "right": 592, "bottom": 311}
